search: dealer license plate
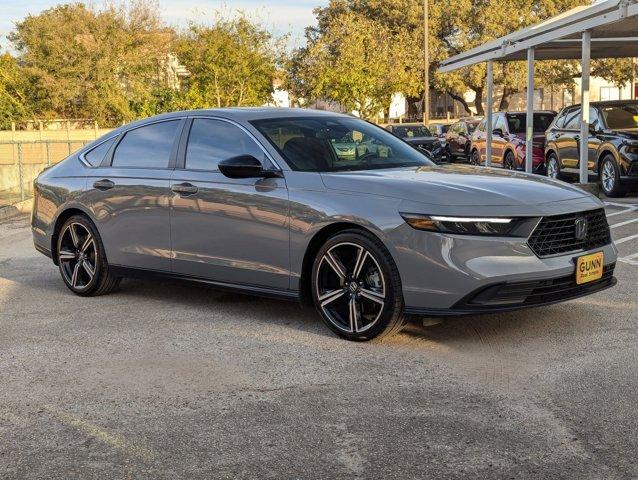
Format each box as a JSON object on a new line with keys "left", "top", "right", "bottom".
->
{"left": 576, "top": 252, "right": 604, "bottom": 285}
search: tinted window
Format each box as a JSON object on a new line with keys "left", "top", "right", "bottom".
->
{"left": 85, "top": 137, "right": 115, "bottom": 166}
{"left": 553, "top": 110, "right": 567, "bottom": 128}
{"left": 564, "top": 108, "right": 581, "bottom": 130}
{"left": 506, "top": 113, "right": 556, "bottom": 133}
{"left": 185, "top": 119, "right": 265, "bottom": 171}
{"left": 112, "top": 120, "right": 181, "bottom": 168}
{"left": 392, "top": 125, "right": 432, "bottom": 138}
{"left": 252, "top": 117, "right": 433, "bottom": 172}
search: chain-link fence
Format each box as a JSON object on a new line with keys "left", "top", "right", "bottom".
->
{"left": 0, "top": 140, "right": 92, "bottom": 207}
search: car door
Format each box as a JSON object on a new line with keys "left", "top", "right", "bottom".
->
{"left": 559, "top": 107, "right": 581, "bottom": 169}
{"left": 447, "top": 123, "right": 460, "bottom": 155}
{"left": 491, "top": 115, "right": 507, "bottom": 166}
{"left": 457, "top": 122, "right": 470, "bottom": 157}
{"left": 586, "top": 106, "right": 602, "bottom": 172}
{"left": 84, "top": 118, "right": 184, "bottom": 271}
{"left": 169, "top": 117, "right": 290, "bottom": 290}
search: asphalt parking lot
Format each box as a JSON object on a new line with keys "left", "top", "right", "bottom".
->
{"left": 1, "top": 201, "right": 636, "bottom": 479}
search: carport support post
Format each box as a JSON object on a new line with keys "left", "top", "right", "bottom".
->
{"left": 579, "top": 30, "right": 591, "bottom": 184}
{"left": 485, "top": 60, "right": 494, "bottom": 167}
{"left": 526, "top": 47, "right": 535, "bottom": 173}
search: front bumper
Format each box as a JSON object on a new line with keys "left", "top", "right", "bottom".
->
{"left": 390, "top": 222, "right": 618, "bottom": 314}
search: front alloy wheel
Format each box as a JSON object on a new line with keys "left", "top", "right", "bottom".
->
{"left": 311, "top": 230, "right": 404, "bottom": 341}
{"left": 504, "top": 151, "right": 516, "bottom": 170}
{"left": 547, "top": 153, "right": 560, "bottom": 180}
{"left": 600, "top": 155, "right": 625, "bottom": 197}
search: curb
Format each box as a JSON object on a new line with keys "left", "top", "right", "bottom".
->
{"left": 0, "top": 198, "right": 33, "bottom": 221}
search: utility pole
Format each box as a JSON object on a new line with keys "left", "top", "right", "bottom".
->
{"left": 422, "top": 0, "right": 429, "bottom": 125}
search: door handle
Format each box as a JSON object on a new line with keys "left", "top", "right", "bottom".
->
{"left": 171, "top": 183, "right": 198, "bottom": 196}
{"left": 93, "top": 179, "right": 114, "bottom": 190}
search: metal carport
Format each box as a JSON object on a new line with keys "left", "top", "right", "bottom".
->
{"left": 438, "top": 0, "right": 638, "bottom": 184}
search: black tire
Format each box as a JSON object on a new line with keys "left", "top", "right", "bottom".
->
{"left": 311, "top": 229, "right": 405, "bottom": 341}
{"left": 599, "top": 155, "right": 626, "bottom": 197}
{"left": 470, "top": 149, "right": 480, "bottom": 166}
{"left": 546, "top": 152, "right": 562, "bottom": 180}
{"left": 445, "top": 145, "right": 453, "bottom": 163}
{"left": 56, "top": 215, "right": 120, "bottom": 296}
{"left": 503, "top": 150, "right": 516, "bottom": 170}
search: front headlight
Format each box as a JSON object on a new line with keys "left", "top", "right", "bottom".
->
{"left": 400, "top": 213, "right": 533, "bottom": 236}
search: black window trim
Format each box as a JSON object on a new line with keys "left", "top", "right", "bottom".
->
{"left": 175, "top": 115, "right": 282, "bottom": 172}
{"left": 100, "top": 117, "right": 187, "bottom": 170}
{"left": 79, "top": 134, "right": 120, "bottom": 168}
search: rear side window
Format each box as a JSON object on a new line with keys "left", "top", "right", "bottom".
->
{"left": 112, "top": 120, "right": 181, "bottom": 168}
{"left": 84, "top": 138, "right": 115, "bottom": 166}
{"left": 185, "top": 119, "right": 265, "bottom": 171}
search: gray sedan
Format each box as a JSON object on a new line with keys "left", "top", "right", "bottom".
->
{"left": 32, "top": 108, "right": 618, "bottom": 341}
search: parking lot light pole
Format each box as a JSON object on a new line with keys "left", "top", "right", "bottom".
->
{"left": 486, "top": 60, "right": 494, "bottom": 167}
{"left": 580, "top": 30, "right": 591, "bottom": 184}
{"left": 422, "top": 0, "right": 429, "bottom": 126}
{"left": 526, "top": 47, "right": 535, "bottom": 174}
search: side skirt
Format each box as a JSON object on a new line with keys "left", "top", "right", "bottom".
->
{"left": 109, "top": 265, "right": 300, "bottom": 302}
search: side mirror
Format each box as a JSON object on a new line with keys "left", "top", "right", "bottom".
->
{"left": 218, "top": 155, "right": 271, "bottom": 179}
{"left": 492, "top": 128, "right": 503, "bottom": 137}
{"left": 588, "top": 123, "right": 598, "bottom": 135}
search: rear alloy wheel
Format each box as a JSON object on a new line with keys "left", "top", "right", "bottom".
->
{"left": 311, "top": 230, "right": 404, "bottom": 341}
{"left": 504, "top": 151, "right": 516, "bottom": 170}
{"left": 57, "top": 215, "right": 120, "bottom": 296}
{"left": 547, "top": 153, "right": 561, "bottom": 180}
{"left": 600, "top": 155, "right": 626, "bottom": 197}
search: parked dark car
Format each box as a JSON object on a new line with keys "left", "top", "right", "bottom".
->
{"left": 545, "top": 100, "right": 638, "bottom": 197}
{"left": 429, "top": 123, "right": 451, "bottom": 139}
{"left": 444, "top": 117, "right": 481, "bottom": 162}
{"left": 470, "top": 111, "right": 556, "bottom": 173}
{"left": 384, "top": 123, "right": 445, "bottom": 162}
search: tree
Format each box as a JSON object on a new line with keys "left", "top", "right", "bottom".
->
{"left": 0, "top": 53, "right": 33, "bottom": 128}
{"left": 175, "top": 16, "right": 283, "bottom": 108}
{"left": 8, "top": 1, "right": 174, "bottom": 125}
{"left": 287, "top": 10, "right": 419, "bottom": 119}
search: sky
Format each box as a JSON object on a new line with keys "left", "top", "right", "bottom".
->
{"left": 0, "top": 0, "right": 326, "bottom": 50}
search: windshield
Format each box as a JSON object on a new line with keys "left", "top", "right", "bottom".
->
{"left": 466, "top": 123, "right": 478, "bottom": 133}
{"left": 507, "top": 113, "right": 556, "bottom": 133}
{"left": 251, "top": 117, "right": 434, "bottom": 172}
{"left": 392, "top": 125, "right": 432, "bottom": 138}
{"left": 600, "top": 104, "right": 638, "bottom": 129}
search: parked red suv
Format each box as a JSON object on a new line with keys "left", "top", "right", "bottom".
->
{"left": 470, "top": 111, "right": 556, "bottom": 173}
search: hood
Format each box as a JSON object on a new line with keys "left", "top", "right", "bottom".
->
{"left": 320, "top": 164, "right": 591, "bottom": 207}
{"left": 611, "top": 128, "right": 638, "bottom": 140}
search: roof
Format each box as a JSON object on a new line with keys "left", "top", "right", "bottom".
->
{"left": 439, "top": 0, "right": 638, "bottom": 72}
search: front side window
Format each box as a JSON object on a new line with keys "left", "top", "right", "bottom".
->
{"left": 85, "top": 137, "right": 116, "bottom": 166}
{"left": 564, "top": 109, "right": 582, "bottom": 130}
{"left": 252, "top": 116, "right": 434, "bottom": 172}
{"left": 112, "top": 120, "right": 181, "bottom": 168}
{"left": 185, "top": 119, "right": 265, "bottom": 171}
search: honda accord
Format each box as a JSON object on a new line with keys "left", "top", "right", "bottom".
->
{"left": 32, "top": 108, "right": 617, "bottom": 341}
